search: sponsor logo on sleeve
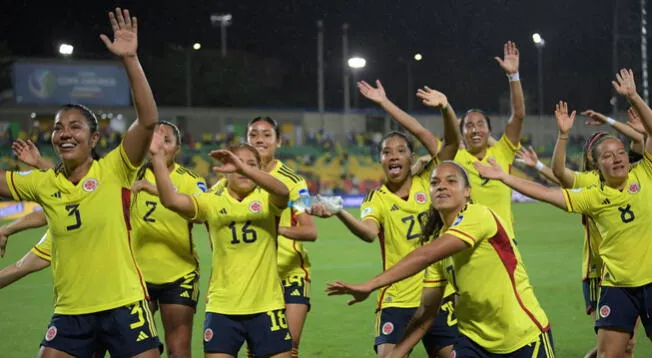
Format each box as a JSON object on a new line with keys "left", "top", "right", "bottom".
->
{"left": 197, "top": 182, "right": 207, "bottom": 192}
{"left": 361, "top": 207, "right": 372, "bottom": 218}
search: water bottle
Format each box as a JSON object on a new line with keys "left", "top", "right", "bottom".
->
{"left": 289, "top": 189, "right": 312, "bottom": 213}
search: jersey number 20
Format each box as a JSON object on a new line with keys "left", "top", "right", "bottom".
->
{"left": 402, "top": 212, "right": 429, "bottom": 240}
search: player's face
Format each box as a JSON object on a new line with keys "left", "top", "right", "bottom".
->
{"left": 380, "top": 136, "right": 412, "bottom": 184}
{"left": 595, "top": 138, "right": 630, "bottom": 183}
{"left": 462, "top": 112, "right": 490, "bottom": 152}
{"left": 157, "top": 124, "right": 180, "bottom": 165}
{"left": 430, "top": 163, "right": 470, "bottom": 211}
{"left": 247, "top": 121, "right": 280, "bottom": 160}
{"left": 227, "top": 148, "right": 260, "bottom": 194}
{"left": 51, "top": 109, "right": 99, "bottom": 163}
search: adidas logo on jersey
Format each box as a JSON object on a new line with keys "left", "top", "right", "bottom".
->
{"left": 290, "top": 289, "right": 301, "bottom": 296}
{"left": 50, "top": 191, "right": 61, "bottom": 199}
{"left": 602, "top": 198, "right": 611, "bottom": 205}
{"left": 219, "top": 208, "right": 227, "bottom": 214}
{"left": 180, "top": 291, "right": 190, "bottom": 298}
{"left": 136, "top": 331, "right": 149, "bottom": 342}
{"left": 390, "top": 204, "right": 399, "bottom": 211}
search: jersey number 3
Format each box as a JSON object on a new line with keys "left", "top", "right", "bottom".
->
{"left": 65, "top": 204, "right": 82, "bottom": 231}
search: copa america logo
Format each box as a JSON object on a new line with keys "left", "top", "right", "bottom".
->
{"left": 28, "top": 69, "right": 57, "bottom": 99}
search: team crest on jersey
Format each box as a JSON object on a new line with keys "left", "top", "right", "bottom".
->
{"left": 452, "top": 216, "right": 464, "bottom": 227}
{"left": 382, "top": 322, "right": 394, "bottom": 335}
{"left": 249, "top": 201, "right": 262, "bottom": 213}
{"left": 82, "top": 178, "right": 98, "bottom": 192}
{"left": 628, "top": 182, "right": 640, "bottom": 194}
{"left": 599, "top": 305, "right": 611, "bottom": 318}
{"left": 17, "top": 170, "right": 33, "bottom": 176}
{"left": 415, "top": 192, "right": 427, "bottom": 204}
{"left": 204, "top": 328, "right": 214, "bottom": 342}
{"left": 45, "top": 326, "right": 57, "bottom": 341}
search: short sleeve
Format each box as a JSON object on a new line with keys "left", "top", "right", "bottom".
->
{"left": 633, "top": 150, "right": 652, "bottom": 179}
{"left": 210, "top": 177, "right": 227, "bottom": 193}
{"left": 31, "top": 232, "right": 52, "bottom": 261}
{"left": 493, "top": 134, "right": 521, "bottom": 162}
{"left": 562, "top": 187, "right": 599, "bottom": 215}
{"left": 360, "top": 190, "right": 383, "bottom": 225}
{"left": 190, "top": 192, "right": 218, "bottom": 222}
{"left": 444, "top": 205, "right": 497, "bottom": 247}
{"left": 423, "top": 262, "right": 447, "bottom": 288}
{"left": 5, "top": 170, "right": 46, "bottom": 202}
{"left": 572, "top": 171, "right": 600, "bottom": 189}
{"left": 101, "top": 142, "right": 140, "bottom": 186}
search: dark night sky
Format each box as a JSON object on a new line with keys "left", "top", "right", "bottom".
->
{"left": 1, "top": 0, "right": 645, "bottom": 114}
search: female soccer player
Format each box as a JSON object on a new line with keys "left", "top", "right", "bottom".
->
{"left": 149, "top": 128, "right": 292, "bottom": 358}
{"left": 473, "top": 68, "right": 652, "bottom": 358}
{"left": 367, "top": 41, "right": 525, "bottom": 241}
{"left": 245, "top": 116, "right": 317, "bottom": 357}
{"left": 325, "top": 161, "right": 554, "bottom": 357}
{"left": 0, "top": 8, "right": 161, "bottom": 358}
{"left": 312, "top": 85, "right": 460, "bottom": 358}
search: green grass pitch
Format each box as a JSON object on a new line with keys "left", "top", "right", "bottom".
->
{"left": 1, "top": 203, "right": 651, "bottom": 357}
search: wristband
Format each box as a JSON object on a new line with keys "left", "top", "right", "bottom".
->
{"left": 507, "top": 72, "right": 520, "bottom": 82}
{"left": 606, "top": 117, "right": 617, "bottom": 126}
{"left": 535, "top": 161, "right": 545, "bottom": 171}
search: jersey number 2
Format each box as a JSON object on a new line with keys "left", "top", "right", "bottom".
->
{"left": 402, "top": 212, "right": 429, "bottom": 240}
{"left": 143, "top": 201, "right": 157, "bottom": 223}
{"left": 65, "top": 204, "right": 82, "bottom": 231}
{"left": 229, "top": 221, "right": 258, "bottom": 244}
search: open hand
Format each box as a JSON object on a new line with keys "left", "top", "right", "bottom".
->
{"left": 209, "top": 150, "right": 246, "bottom": 174}
{"left": 358, "top": 80, "right": 388, "bottom": 104}
{"left": 473, "top": 158, "right": 507, "bottom": 181}
{"left": 515, "top": 146, "right": 539, "bottom": 168}
{"left": 612, "top": 68, "right": 637, "bottom": 99}
{"left": 627, "top": 107, "right": 646, "bottom": 135}
{"left": 416, "top": 87, "right": 448, "bottom": 109}
{"left": 131, "top": 180, "right": 157, "bottom": 196}
{"left": 325, "top": 281, "right": 372, "bottom": 305}
{"left": 581, "top": 110, "right": 608, "bottom": 127}
{"left": 149, "top": 126, "right": 167, "bottom": 158}
{"left": 100, "top": 8, "right": 138, "bottom": 58}
{"left": 12, "top": 139, "right": 42, "bottom": 168}
{"left": 494, "top": 41, "right": 520, "bottom": 74}
{"left": 554, "top": 101, "right": 576, "bottom": 135}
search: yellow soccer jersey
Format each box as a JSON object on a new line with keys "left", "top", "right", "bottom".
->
{"left": 572, "top": 170, "right": 603, "bottom": 280}
{"left": 427, "top": 204, "right": 549, "bottom": 354}
{"left": 132, "top": 164, "right": 206, "bottom": 284}
{"left": 271, "top": 161, "right": 312, "bottom": 280}
{"left": 563, "top": 151, "right": 652, "bottom": 287}
{"left": 360, "top": 162, "right": 434, "bottom": 310}
{"left": 6, "top": 144, "right": 147, "bottom": 315}
{"left": 192, "top": 186, "right": 285, "bottom": 315}
{"left": 454, "top": 134, "right": 520, "bottom": 238}
{"left": 31, "top": 231, "right": 52, "bottom": 262}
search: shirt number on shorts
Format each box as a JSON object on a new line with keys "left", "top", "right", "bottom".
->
{"left": 65, "top": 204, "right": 82, "bottom": 231}
{"left": 229, "top": 221, "right": 258, "bottom": 244}
{"left": 266, "top": 310, "right": 288, "bottom": 332}
{"left": 618, "top": 204, "right": 635, "bottom": 223}
{"left": 440, "top": 300, "right": 458, "bottom": 326}
{"left": 129, "top": 303, "right": 145, "bottom": 329}
{"left": 143, "top": 201, "right": 157, "bottom": 222}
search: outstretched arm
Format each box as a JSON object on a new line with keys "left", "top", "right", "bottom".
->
{"left": 100, "top": 8, "right": 158, "bottom": 167}
{"left": 278, "top": 213, "right": 317, "bottom": 242}
{"left": 496, "top": 41, "right": 525, "bottom": 146}
{"left": 0, "top": 210, "right": 48, "bottom": 257}
{"left": 310, "top": 204, "right": 379, "bottom": 243}
{"left": 0, "top": 251, "right": 50, "bottom": 289}
{"left": 612, "top": 68, "right": 652, "bottom": 154}
{"left": 358, "top": 80, "right": 440, "bottom": 157}
{"left": 551, "top": 101, "right": 578, "bottom": 188}
{"left": 582, "top": 109, "right": 645, "bottom": 148}
{"left": 474, "top": 159, "right": 567, "bottom": 209}
{"left": 12, "top": 139, "right": 53, "bottom": 170}
{"left": 515, "top": 146, "right": 560, "bottom": 185}
{"left": 416, "top": 87, "right": 461, "bottom": 161}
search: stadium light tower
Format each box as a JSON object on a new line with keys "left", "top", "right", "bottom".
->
{"left": 532, "top": 33, "right": 545, "bottom": 120}
{"left": 192, "top": 43, "right": 202, "bottom": 51}
{"left": 348, "top": 56, "right": 366, "bottom": 109}
{"left": 210, "top": 13, "right": 232, "bottom": 58}
{"left": 58, "top": 43, "right": 74, "bottom": 56}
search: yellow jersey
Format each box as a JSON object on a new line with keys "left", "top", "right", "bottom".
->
{"left": 270, "top": 161, "right": 312, "bottom": 280}
{"left": 6, "top": 143, "right": 147, "bottom": 314}
{"left": 572, "top": 170, "right": 603, "bottom": 280}
{"left": 132, "top": 164, "right": 206, "bottom": 284}
{"left": 360, "top": 161, "right": 434, "bottom": 310}
{"left": 32, "top": 231, "right": 52, "bottom": 262}
{"left": 191, "top": 186, "right": 285, "bottom": 314}
{"left": 454, "top": 134, "right": 520, "bottom": 238}
{"left": 562, "top": 151, "right": 652, "bottom": 287}
{"left": 427, "top": 204, "right": 549, "bottom": 354}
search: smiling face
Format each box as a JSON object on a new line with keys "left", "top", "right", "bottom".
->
{"left": 461, "top": 111, "right": 491, "bottom": 153}
{"left": 379, "top": 134, "right": 413, "bottom": 184}
{"left": 226, "top": 146, "right": 261, "bottom": 195}
{"left": 430, "top": 162, "right": 471, "bottom": 212}
{"left": 51, "top": 108, "right": 100, "bottom": 164}
{"left": 247, "top": 119, "right": 280, "bottom": 161}
{"left": 594, "top": 138, "right": 630, "bottom": 185}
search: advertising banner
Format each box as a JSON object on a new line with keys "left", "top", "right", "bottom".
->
{"left": 0, "top": 201, "right": 42, "bottom": 220}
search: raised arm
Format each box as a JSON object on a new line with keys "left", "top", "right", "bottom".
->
{"left": 210, "top": 150, "right": 289, "bottom": 209}
{"left": 0, "top": 210, "right": 48, "bottom": 258}
{"left": 474, "top": 158, "right": 567, "bottom": 209}
{"left": 416, "top": 87, "right": 460, "bottom": 161}
{"left": 325, "top": 235, "right": 467, "bottom": 305}
{"left": 310, "top": 204, "right": 379, "bottom": 243}
{"left": 12, "top": 139, "right": 53, "bottom": 170}
{"left": 612, "top": 68, "right": 652, "bottom": 154}
{"left": 100, "top": 8, "right": 158, "bottom": 167}
{"left": 496, "top": 41, "right": 525, "bottom": 145}
{"left": 551, "top": 101, "right": 578, "bottom": 188}
{"left": 358, "top": 80, "right": 440, "bottom": 157}
{"left": 515, "top": 146, "right": 560, "bottom": 185}
{"left": 392, "top": 287, "right": 445, "bottom": 358}
{"left": 582, "top": 109, "right": 645, "bottom": 147}
{"left": 149, "top": 129, "right": 195, "bottom": 218}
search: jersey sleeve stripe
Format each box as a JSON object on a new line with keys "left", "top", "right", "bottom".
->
{"left": 278, "top": 167, "right": 301, "bottom": 183}
{"left": 8, "top": 172, "right": 22, "bottom": 201}
{"left": 448, "top": 228, "right": 477, "bottom": 244}
{"left": 190, "top": 196, "right": 201, "bottom": 221}
{"left": 423, "top": 279, "right": 446, "bottom": 283}
{"left": 281, "top": 164, "right": 303, "bottom": 179}
{"left": 32, "top": 246, "right": 51, "bottom": 260}
{"left": 561, "top": 190, "right": 574, "bottom": 212}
